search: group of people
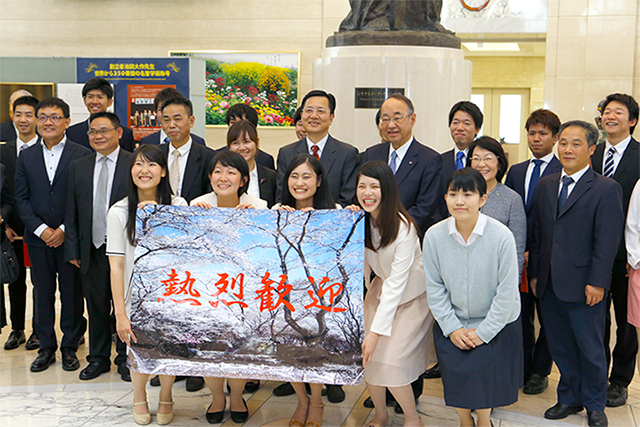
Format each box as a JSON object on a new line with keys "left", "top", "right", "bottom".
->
{"left": 0, "top": 77, "right": 638, "bottom": 427}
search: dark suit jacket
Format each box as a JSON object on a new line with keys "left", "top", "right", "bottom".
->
{"left": 66, "top": 119, "right": 135, "bottom": 152}
{"left": 361, "top": 139, "right": 442, "bottom": 234}
{"left": 1, "top": 139, "right": 27, "bottom": 234}
{"left": 139, "top": 130, "right": 206, "bottom": 147}
{"left": 64, "top": 149, "right": 132, "bottom": 275}
{"left": 0, "top": 120, "right": 16, "bottom": 143}
{"left": 256, "top": 164, "right": 277, "bottom": 208}
{"left": 0, "top": 164, "right": 12, "bottom": 222}
{"left": 529, "top": 168, "right": 624, "bottom": 302}
{"left": 504, "top": 155, "right": 562, "bottom": 249}
{"left": 161, "top": 142, "right": 215, "bottom": 203}
{"left": 276, "top": 135, "right": 360, "bottom": 207}
{"left": 14, "top": 139, "right": 91, "bottom": 248}
{"left": 431, "top": 149, "right": 459, "bottom": 222}
{"left": 591, "top": 138, "right": 639, "bottom": 260}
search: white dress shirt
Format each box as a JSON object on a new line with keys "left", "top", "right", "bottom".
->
{"left": 626, "top": 179, "right": 640, "bottom": 269}
{"left": 524, "top": 152, "right": 555, "bottom": 201}
{"left": 248, "top": 165, "right": 260, "bottom": 199}
{"left": 34, "top": 137, "right": 67, "bottom": 237}
{"left": 16, "top": 134, "right": 38, "bottom": 156}
{"left": 453, "top": 146, "right": 469, "bottom": 167}
{"left": 603, "top": 135, "right": 631, "bottom": 176}
{"left": 306, "top": 134, "right": 329, "bottom": 158}
{"left": 559, "top": 165, "right": 590, "bottom": 198}
{"left": 388, "top": 136, "right": 414, "bottom": 169}
{"left": 169, "top": 139, "right": 192, "bottom": 197}
{"left": 447, "top": 213, "right": 488, "bottom": 247}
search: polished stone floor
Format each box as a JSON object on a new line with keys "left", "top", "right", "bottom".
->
{"left": 1, "top": 286, "right": 639, "bottom": 426}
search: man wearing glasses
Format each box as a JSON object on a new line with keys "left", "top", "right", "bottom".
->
{"left": 14, "top": 97, "right": 91, "bottom": 373}
{"left": 276, "top": 89, "right": 360, "bottom": 208}
{"left": 65, "top": 112, "right": 132, "bottom": 381}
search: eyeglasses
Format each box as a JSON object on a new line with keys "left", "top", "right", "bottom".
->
{"left": 380, "top": 115, "right": 409, "bottom": 125}
{"left": 37, "top": 115, "right": 64, "bottom": 124}
{"left": 470, "top": 155, "right": 498, "bottom": 164}
{"left": 88, "top": 128, "right": 117, "bottom": 137}
{"left": 303, "top": 107, "right": 329, "bottom": 115}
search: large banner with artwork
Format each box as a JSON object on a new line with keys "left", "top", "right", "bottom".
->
{"left": 76, "top": 58, "right": 190, "bottom": 140}
{"left": 128, "top": 206, "right": 365, "bottom": 385}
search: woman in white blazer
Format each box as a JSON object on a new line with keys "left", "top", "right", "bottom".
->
{"left": 349, "top": 161, "right": 434, "bottom": 427}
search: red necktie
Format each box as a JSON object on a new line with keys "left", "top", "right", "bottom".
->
{"left": 311, "top": 145, "right": 320, "bottom": 159}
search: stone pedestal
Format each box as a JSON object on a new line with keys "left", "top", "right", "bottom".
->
{"left": 313, "top": 45, "right": 472, "bottom": 153}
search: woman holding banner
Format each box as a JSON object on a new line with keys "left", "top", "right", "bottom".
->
{"left": 190, "top": 150, "right": 268, "bottom": 424}
{"left": 108, "top": 145, "right": 188, "bottom": 425}
{"left": 346, "top": 161, "right": 433, "bottom": 427}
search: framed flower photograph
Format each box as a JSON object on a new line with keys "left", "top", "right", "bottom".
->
{"left": 171, "top": 51, "right": 299, "bottom": 127}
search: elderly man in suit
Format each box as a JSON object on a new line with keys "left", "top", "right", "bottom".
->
{"left": 504, "top": 109, "right": 562, "bottom": 395}
{"left": 14, "top": 97, "right": 91, "bottom": 373}
{"left": 276, "top": 90, "right": 360, "bottom": 208}
{"left": 1, "top": 95, "right": 41, "bottom": 351}
{"left": 66, "top": 78, "right": 135, "bottom": 152}
{"left": 65, "top": 112, "right": 132, "bottom": 381}
{"left": 529, "top": 120, "right": 624, "bottom": 427}
{"left": 590, "top": 93, "right": 640, "bottom": 407}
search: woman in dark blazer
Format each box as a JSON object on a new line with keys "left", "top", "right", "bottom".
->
{"left": 227, "top": 121, "right": 277, "bottom": 207}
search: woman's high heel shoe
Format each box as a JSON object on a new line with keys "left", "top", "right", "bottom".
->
{"left": 156, "top": 401, "right": 174, "bottom": 425}
{"left": 289, "top": 402, "right": 309, "bottom": 427}
{"left": 132, "top": 401, "right": 151, "bottom": 425}
{"left": 305, "top": 403, "right": 324, "bottom": 427}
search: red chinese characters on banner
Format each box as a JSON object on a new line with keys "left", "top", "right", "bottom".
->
{"left": 156, "top": 270, "right": 347, "bottom": 313}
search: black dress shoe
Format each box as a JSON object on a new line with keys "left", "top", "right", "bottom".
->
{"left": 30, "top": 349, "right": 56, "bottom": 372}
{"left": 273, "top": 381, "right": 295, "bottom": 396}
{"left": 150, "top": 375, "right": 186, "bottom": 387}
{"left": 606, "top": 383, "right": 627, "bottom": 407}
{"left": 4, "top": 330, "right": 25, "bottom": 350}
{"left": 244, "top": 380, "right": 260, "bottom": 393}
{"left": 423, "top": 363, "right": 441, "bottom": 379}
{"left": 79, "top": 362, "right": 110, "bottom": 380}
{"left": 117, "top": 364, "right": 131, "bottom": 382}
{"left": 186, "top": 376, "right": 205, "bottom": 392}
{"left": 25, "top": 332, "right": 39, "bottom": 350}
{"left": 205, "top": 403, "right": 225, "bottom": 424}
{"left": 326, "top": 384, "right": 345, "bottom": 403}
{"left": 61, "top": 349, "right": 80, "bottom": 371}
{"left": 587, "top": 410, "right": 608, "bottom": 427}
{"left": 230, "top": 398, "right": 249, "bottom": 423}
{"left": 523, "top": 373, "right": 549, "bottom": 395}
{"left": 544, "top": 403, "right": 583, "bottom": 419}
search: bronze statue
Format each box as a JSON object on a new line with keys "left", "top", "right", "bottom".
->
{"left": 339, "top": 0, "right": 450, "bottom": 33}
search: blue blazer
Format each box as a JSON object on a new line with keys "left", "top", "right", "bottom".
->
{"left": 138, "top": 130, "right": 206, "bottom": 147}
{"left": 66, "top": 119, "right": 135, "bottom": 152}
{"left": 528, "top": 168, "right": 624, "bottom": 302}
{"left": 14, "top": 139, "right": 91, "bottom": 248}
{"left": 361, "top": 139, "right": 442, "bottom": 234}
{"left": 504, "top": 155, "right": 562, "bottom": 249}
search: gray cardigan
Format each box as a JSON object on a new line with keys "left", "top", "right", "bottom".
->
{"left": 423, "top": 215, "right": 520, "bottom": 343}
{"left": 481, "top": 182, "right": 526, "bottom": 271}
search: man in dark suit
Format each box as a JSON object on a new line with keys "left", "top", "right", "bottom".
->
{"left": 14, "top": 97, "right": 91, "bottom": 373}
{"left": 66, "top": 78, "right": 135, "bottom": 152}
{"left": 65, "top": 112, "right": 132, "bottom": 381}
{"left": 361, "top": 94, "right": 441, "bottom": 236}
{"left": 529, "top": 120, "right": 624, "bottom": 427}
{"left": 504, "top": 109, "right": 562, "bottom": 395}
{"left": 225, "top": 103, "right": 275, "bottom": 170}
{"left": 276, "top": 90, "right": 360, "bottom": 207}
{"left": 1, "top": 95, "right": 41, "bottom": 351}
{"left": 590, "top": 93, "right": 639, "bottom": 407}
{"left": 0, "top": 89, "right": 33, "bottom": 143}
{"left": 138, "top": 87, "right": 207, "bottom": 147}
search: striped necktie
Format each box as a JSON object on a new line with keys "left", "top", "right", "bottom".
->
{"left": 603, "top": 147, "right": 616, "bottom": 178}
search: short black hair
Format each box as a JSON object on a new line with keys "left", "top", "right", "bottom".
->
{"left": 153, "top": 87, "right": 184, "bottom": 111}
{"left": 559, "top": 120, "right": 600, "bottom": 147}
{"left": 82, "top": 77, "right": 114, "bottom": 99}
{"left": 161, "top": 97, "right": 193, "bottom": 116}
{"left": 375, "top": 109, "right": 381, "bottom": 126}
{"left": 446, "top": 167, "right": 487, "bottom": 197}
{"left": 602, "top": 93, "right": 639, "bottom": 135}
{"left": 36, "top": 97, "right": 70, "bottom": 118}
{"left": 12, "top": 95, "right": 39, "bottom": 111}
{"left": 301, "top": 90, "right": 336, "bottom": 115}
{"left": 226, "top": 103, "right": 258, "bottom": 126}
{"left": 467, "top": 136, "right": 509, "bottom": 182}
{"left": 525, "top": 109, "right": 561, "bottom": 135}
{"left": 448, "top": 101, "right": 483, "bottom": 130}
{"left": 293, "top": 106, "right": 303, "bottom": 124}
{"left": 208, "top": 150, "right": 250, "bottom": 197}
{"left": 89, "top": 111, "right": 121, "bottom": 129}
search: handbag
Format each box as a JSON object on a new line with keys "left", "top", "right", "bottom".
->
{"left": 1, "top": 223, "right": 19, "bottom": 284}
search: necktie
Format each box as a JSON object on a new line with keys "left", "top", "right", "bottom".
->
{"left": 389, "top": 151, "right": 398, "bottom": 174}
{"left": 311, "top": 144, "right": 320, "bottom": 160}
{"left": 526, "top": 159, "right": 544, "bottom": 209}
{"left": 18, "top": 144, "right": 29, "bottom": 156}
{"left": 92, "top": 157, "right": 109, "bottom": 248}
{"left": 170, "top": 150, "right": 181, "bottom": 195}
{"left": 163, "top": 136, "right": 170, "bottom": 145}
{"left": 557, "top": 175, "right": 574, "bottom": 214}
{"left": 603, "top": 147, "right": 616, "bottom": 178}
{"left": 455, "top": 151, "right": 465, "bottom": 170}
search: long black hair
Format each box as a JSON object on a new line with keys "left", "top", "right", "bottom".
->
{"left": 126, "top": 145, "right": 172, "bottom": 245}
{"left": 208, "top": 150, "right": 250, "bottom": 197}
{"left": 357, "top": 161, "right": 417, "bottom": 251}
{"left": 279, "top": 153, "right": 335, "bottom": 209}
